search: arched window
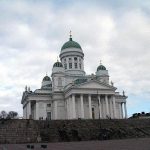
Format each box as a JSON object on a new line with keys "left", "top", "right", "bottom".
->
{"left": 74, "top": 57, "right": 77, "bottom": 61}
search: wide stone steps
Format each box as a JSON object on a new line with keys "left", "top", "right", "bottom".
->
{"left": 0, "top": 119, "right": 150, "bottom": 143}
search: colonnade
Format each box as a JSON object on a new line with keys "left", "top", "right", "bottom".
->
{"left": 26, "top": 95, "right": 127, "bottom": 120}
{"left": 66, "top": 94, "right": 127, "bottom": 119}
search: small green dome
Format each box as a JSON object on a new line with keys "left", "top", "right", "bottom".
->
{"left": 43, "top": 75, "right": 51, "bottom": 81}
{"left": 53, "top": 61, "right": 63, "bottom": 67}
{"left": 61, "top": 38, "right": 82, "bottom": 51}
{"left": 97, "top": 65, "right": 106, "bottom": 71}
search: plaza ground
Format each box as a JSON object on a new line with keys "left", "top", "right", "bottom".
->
{"left": 0, "top": 138, "right": 150, "bottom": 150}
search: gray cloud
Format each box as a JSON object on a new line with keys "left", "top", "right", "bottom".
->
{"left": 0, "top": 0, "right": 149, "bottom": 116}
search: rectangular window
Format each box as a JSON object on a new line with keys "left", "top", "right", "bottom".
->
{"left": 75, "top": 63, "right": 78, "bottom": 69}
{"left": 69, "top": 63, "right": 72, "bottom": 69}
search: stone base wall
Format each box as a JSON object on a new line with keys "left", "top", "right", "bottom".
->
{"left": 0, "top": 119, "right": 150, "bottom": 144}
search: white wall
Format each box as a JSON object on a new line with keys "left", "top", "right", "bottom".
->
{"left": 57, "top": 100, "right": 66, "bottom": 120}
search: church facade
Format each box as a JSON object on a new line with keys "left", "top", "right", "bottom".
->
{"left": 21, "top": 35, "right": 127, "bottom": 120}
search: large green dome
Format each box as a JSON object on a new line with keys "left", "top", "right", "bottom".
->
{"left": 61, "top": 38, "right": 82, "bottom": 51}
{"left": 97, "top": 65, "right": 106, "bottom": 71}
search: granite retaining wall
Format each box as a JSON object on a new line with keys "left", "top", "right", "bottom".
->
{"left": 0, "top": 119, "right": 150, "bottom": 144}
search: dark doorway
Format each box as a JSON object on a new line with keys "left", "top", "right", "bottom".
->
{"left": 47, "top": 112, "right": 51, "bottom": 120}
{"left": 92, "top": 107, "right": 95, "bottom": 119}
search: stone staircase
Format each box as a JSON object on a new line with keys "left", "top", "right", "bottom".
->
{"left": 0, "top": 119, "right": 150, "bottom": 144}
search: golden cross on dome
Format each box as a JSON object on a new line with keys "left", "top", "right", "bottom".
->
{"left": 57, "top": 56, "right": 59, "bottom": 62}
{"left": 69, "top": 30, "right": 72, "bottom": 38}
{"left": 100, "top": 60, "right": 102, "bottom": 65}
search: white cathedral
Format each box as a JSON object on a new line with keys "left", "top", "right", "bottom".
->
{"left": 21, "top": 34, "right": 127, "bottom": 120}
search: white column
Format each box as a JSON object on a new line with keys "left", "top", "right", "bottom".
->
{"left": 65, "top": 99, "right": 67, "bottom": 119}
{"left": 101, "top": 98, "right": 104, "bottom": 118}
{"left": 98, "top": 95, "right": 102, "bottom": 118}
{"left": 69, "top": 96, "right": 72, "bottom": 119}
{"left": 36, "top": 102, "right": 39, "bottom": 120}
{"left": 28, "top": 101, "right": 31, "bottom": 119}
{"left": 124, "top": 102, "right": 127, "bottom": 119}
{"left": 110, "top": 98, "right": 113, "bottom": 118}
{"left": 119, "top": 103, "right": 122, "bottom": 119}
{"left": 66, "top": 99, "right": 68, "bottom": 119}
{"left": 105, "top": 95, "right": 109, "bottom": 117}
{"left": 112, "top": 95, "right": 116, "bottom": 118}
{"left": 25, "top": 105, "right": 27, "bottom": 119}
{"left": 68, "top": 98, "right": 70, "bottom": 119}
{"left": 121, "top": 103, "right": 123, "bottom": 118}
{"left": 54, "top": 101, "right": 58, "bottom": 120}
{"left": 80, "top": 94, "right": 84, "bottom": 118}
{"left": 88, "top": 94, "right": 92, "bottom": 119}
{"left": 67, "top": 98, "right": 71, "bottom": 119}
{"left": 77, "top": 57, "right": 80, "bottom": 69}
{"left": 66, "top": 57, "right": 69, "bottom": 70}
{"left": 82, "top": 59, "right": 84, "bottom": 70}
{"left": 72, "top": 57, "right": 75, "bottom": 69}
{"left": 72, "top": 94, "right": 76, "bottom": 119}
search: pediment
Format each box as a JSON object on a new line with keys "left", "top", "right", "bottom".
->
{"left": 76, "top": 80, "right": 115, "bottom": 90}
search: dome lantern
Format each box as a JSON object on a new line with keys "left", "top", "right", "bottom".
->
{"left": 42, "top": 75, "right": 51, "bottom": 81}
{"left": 97, "top": 60, "right": 106, "bottom": 71}
{"left": 41, "top": 74, "right": 52, "bottom": 90}
{"left": 97, "top": 65, "right": 106, "bottom": 71}
{"left": 52, "top": 59, "right": 64, "bottom": 74}
{"left": 53, "top": 61, "right": 63, "bottom": 68}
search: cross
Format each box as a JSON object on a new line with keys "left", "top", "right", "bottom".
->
{"left": 100, "top": 60, "right": 102, "bottom": 65}
{"left": 123, "top": 90, "right": 125, "bottom": 96}
{"left": 69, "top": 30, "right": 72, "bottom": 38}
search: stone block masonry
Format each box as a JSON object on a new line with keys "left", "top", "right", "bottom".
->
{"left": 0, "top": 119, "right": 150, "bottom": 144}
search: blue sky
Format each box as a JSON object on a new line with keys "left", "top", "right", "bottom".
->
{"left": 0, "top": 0, "right": 150, "bottom": 117}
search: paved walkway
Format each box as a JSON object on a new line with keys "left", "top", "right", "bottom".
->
{"left": 0, "top": 138, "right": 150, "bottom": 150}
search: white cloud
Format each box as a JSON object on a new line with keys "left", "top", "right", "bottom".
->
{"left": 0, "top": 0, "right": 149, "bottom": 116}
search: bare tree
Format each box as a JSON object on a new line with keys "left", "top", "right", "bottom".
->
{"left": 7, "top": 111, "right": 18, "bottom": 119}
{"left": 0, "top": 111, "right": 7, "bottom": 119}
{"left": 0, "top": 110, "right": 18, "bottom": 119}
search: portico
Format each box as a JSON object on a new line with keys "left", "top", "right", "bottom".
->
{"left": 65, "top": 92, "right": 127, "bottom": 119}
